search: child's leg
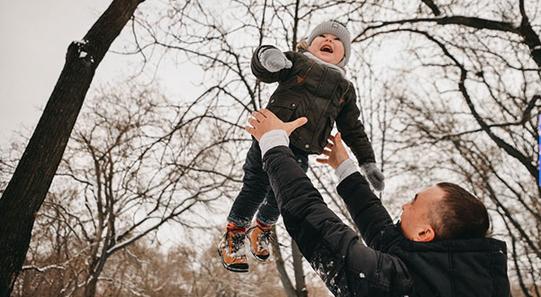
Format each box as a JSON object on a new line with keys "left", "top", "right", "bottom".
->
{"left": 227, "top": 140, "right": 271, "bottom": 228}
{"left": 220, "top": 141, "right": 271, "bottom": 272}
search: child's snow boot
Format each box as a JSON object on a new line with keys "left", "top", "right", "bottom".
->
{"left": 218, "top": 222, "right": 249, "bottom": 272}
{"left": 247, "top": 220, "right": 272, "bottom": 261}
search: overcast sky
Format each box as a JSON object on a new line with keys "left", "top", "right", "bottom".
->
{"left": 0, "top": 0, "right": 209, "bottom": 148}
{"left": 0, "top": 0, "right": 124, "bottom": 143}
{"left": 0, "top": 0, "right": 208, "bottom": 248}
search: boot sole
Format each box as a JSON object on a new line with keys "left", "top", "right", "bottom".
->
{"left": 250, "top": 249, "right": 270, "bottom": 262}
{"left": 217, "top": 247, "right": 249, "bottom": 273}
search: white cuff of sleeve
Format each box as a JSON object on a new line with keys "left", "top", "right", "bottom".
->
{"left": 259, "top": 129, "right": 289, "bottom": 158}
{"left": 335, "top": 159, "right": 358, "bottom": 184}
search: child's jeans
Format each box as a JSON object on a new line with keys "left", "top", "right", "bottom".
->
{"left": 227, "top": 140, "right": 309, "bottom": 227}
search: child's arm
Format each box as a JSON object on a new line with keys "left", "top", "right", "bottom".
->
{"left": 336, "top": 86, "right": 385, "bottom": 191}
{"left": 335, "top": 86, "right": 377, "bottom": 166}
{"left": 321, "top": 134, "right": 395, "bottom": 249}
{"left": 251, "top": 45, "right": 294, "bottom": 83}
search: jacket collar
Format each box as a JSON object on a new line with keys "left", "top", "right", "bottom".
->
{"left": 302, "top": 51, "right": 347, "bottom": 77}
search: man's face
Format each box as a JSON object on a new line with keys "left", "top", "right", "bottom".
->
{"left": 399, "top": 185, "right": 446, "bottom": 242}
{"left": 307, "top": 33, "right": 345, "bottom": 65}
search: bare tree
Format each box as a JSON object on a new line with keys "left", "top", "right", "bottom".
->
{"left": 0, "top": 0, "right": 145, "bottom": 295}
{"left": 348, "top": 0, "right": 540, "bottom": 295}
{"left": 11, "top": 83, "right": 247, "bottom": 296}
{"left": 5, "top": 0, "right": 536, "bottom": 295}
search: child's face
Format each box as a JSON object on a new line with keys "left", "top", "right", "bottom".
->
{"left": 399, "top": 185, "right": 445, "bottom": 242}
{"left": 307, "top": 33, "right": 345, "bottom": 65}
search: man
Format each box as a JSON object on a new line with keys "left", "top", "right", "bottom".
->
{"left": 245, "top": 109, "right": 510, "bottom": 297}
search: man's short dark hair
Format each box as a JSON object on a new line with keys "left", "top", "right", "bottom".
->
{"left": 433, "top": 182, "right": 490, "bottom": 240}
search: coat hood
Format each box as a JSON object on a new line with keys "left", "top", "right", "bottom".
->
{"left": 397, "top": 237, "right": 510, "bottom": 297}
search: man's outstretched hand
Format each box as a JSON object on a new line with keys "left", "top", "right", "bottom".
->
{"left": 316, "top": 133, "right": 350, "bottom": 169}
{"left": 245, "top": 108, "right": 307, "bottom": 141}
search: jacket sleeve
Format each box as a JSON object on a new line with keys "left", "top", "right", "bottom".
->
{"left": 251, "top": 45, "right": 294, "bottom": 83}
{"left": 337, "top": 172, "right": 394, "bottom": 248}
{"left": 263, "top": 146, "right": 411, "bottom": 296}
{"left": 336, "top": 86, "right": 376, "bottom": 165}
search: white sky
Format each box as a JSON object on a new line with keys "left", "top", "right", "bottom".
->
{"left": 0, "top": 0, "right": 207, "bottom": 147}
{"left": 0, "top": 0, "right": 401, "bottom": 146}
{"left": 0, "top": 1, "right": 196, "bottom": 145}
{"left": 0, "top": 0, "right": 214, "bottom": 249}
{"left": 0, "top": 0, "right": 113, "bottom": 142}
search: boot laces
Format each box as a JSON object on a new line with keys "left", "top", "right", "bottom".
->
{"left": 230, "top": 232, "right": 246, "bottom": 256}
{"left": 259, "top": 229, "right": 272, "bottom": 248}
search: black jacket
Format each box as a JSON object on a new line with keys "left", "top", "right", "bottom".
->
{"left": 252, "top": 45, "right": 376, "bottom": 164}
{"left": 263, "top": 146, "right": 510, "bottom": 297}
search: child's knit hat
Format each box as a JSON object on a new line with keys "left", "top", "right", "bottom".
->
{"left": 307, "top": 20, "right": 351, "bottom": 68}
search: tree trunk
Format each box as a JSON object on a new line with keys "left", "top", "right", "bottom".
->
{"left": 271, "top": 226, "right": 297, "bottom": 297}
{"left": 0, "top": 0, "right": 144, "bottom": 295}
{"left": 292, "top": 240, "right": 308, "bottom": 297}
{"left": 84, "top": 276, "right": 99, "bottom": 297}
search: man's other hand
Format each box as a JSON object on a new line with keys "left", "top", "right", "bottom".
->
{"left": 245, "top": 108, "right": 307, "bottom": 141}
{"left": 316, "top": 132, "right": 350, "bottom": 169}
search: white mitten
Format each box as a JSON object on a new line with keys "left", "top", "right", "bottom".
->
{"left": 259, "top": 48, "right": 293, "bottom": 72}
{"left": 361, "top": 163, "right": 385, "bottom": 191}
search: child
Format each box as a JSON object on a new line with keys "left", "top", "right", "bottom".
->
{"left": 218, "top": 20, "right": 385, "bottom": 272}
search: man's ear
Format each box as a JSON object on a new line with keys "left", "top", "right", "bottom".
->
{"left": 415, "top": 225, "right": 435, "bottom": 242}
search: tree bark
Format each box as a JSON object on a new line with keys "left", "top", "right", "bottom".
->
{"left": 292, "top": 240, "right": 308, "bottom": 297}
{"left": 0, "top": 0, "right": 144, "bottom": 295}
{"left": 271, "top": 226, "right": 297, "bottom": 297}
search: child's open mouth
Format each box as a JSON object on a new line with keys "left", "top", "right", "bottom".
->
{"left": 320, "top": 44, "right": 333, "bottom": 53}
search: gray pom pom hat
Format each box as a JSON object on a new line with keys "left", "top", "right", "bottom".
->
{"left": 307, "top": 20, "right": 351, "bottom": 68}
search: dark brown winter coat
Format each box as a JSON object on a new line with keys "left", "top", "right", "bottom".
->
{"left": 251, "top": 45, "right": 376, "bottom": 164}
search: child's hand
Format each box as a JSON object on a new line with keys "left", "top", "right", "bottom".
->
{"left": 245, "top": 108, "right": 307, "bottom": 141}
{"left": 316, "top": 133, "right": 350, "bottom": 169}
{"left": 361, "top": 163, "right": 385, "bottom": 191}
{"left": 259, "top": 48, "right": 293, "bottom": 72}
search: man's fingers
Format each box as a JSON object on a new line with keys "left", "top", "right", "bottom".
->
{"left": 315, "top": 157, "right": 328, "bottom": 164}
{"left": 321, "top": 149, "right": 331, "bottom": 156}
{"left": 252, "top": 111, "right": 266, "bottom": 122}
{"left": 248, "top": 117, "right": 259, "bottom": 128}
{"left": 259, "top": 108, "right": 273, "bottom": 118}
{"left": 244, "top": 125, "right": 255, "bottom": 135}
{"left": 283, "top": 117, "right": 308, "bottom": 135}
{"left": 328, "top": 134, "right": 335, "bottom": 142}
{"left": 290, "top": 117, "right": 308, "bottom": 129}
{"left": 334, "top": 132, "right": 347, "bottom": 149}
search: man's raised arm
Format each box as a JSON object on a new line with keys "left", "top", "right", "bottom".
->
{"left": 246, "top": 110, "right": 411, "bottom": 296}
{"left": 317, "top": 133, "right": 394, "bottom": 248}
